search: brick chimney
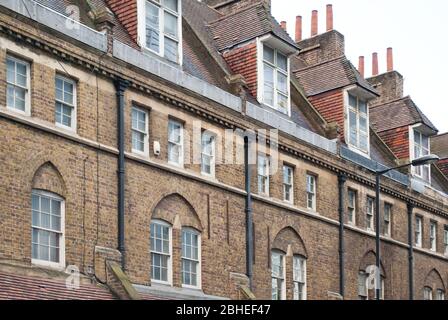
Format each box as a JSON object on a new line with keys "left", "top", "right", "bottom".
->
{"left": 358, "top": 56, "right": 365, "bottom": 78}
{"left": 295, "top": 16, "right": 302, "bottom": 42}
{"left": 367, "top": 49, "right": 404, "bottom": 106}
{"left": 280, "top": 21, "right": 287, "bottom": 31}
{"left": 372, "top": 52, "right": 379, "bottom": 76}
{"left": 326, "top": 4, "right": 333, "bottom": 31}
{"left": 311, "top": 10, "right": 318, "bottom": 36}
{"left": 387, "top": 47, "right": 394, "bottom": 72}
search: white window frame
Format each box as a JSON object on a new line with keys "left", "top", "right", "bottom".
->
{"left": 201, "top": 131, "right": 216, "bottom": 177}
{"left": 444, "top": 226, "right": 448, "bottom": 256}
{"left": 137, "top": 0, "right": 183, "bottom": 65}
{"left": 150, "top": 219, "right": 173, "bottom": 285}
{"left": 31, "top": 190, "right": 65, "bottom": 270}
{"left": 409, "top": 127, "right": 431, "bottom": 183}
{"left": 430, "top": 221, "right": 437, "bottom": 252}
{"left": 293, "top": 255, "right": 307, "bottom": 300}
{"left": 257, "top": 154, "right": 270, "bottom": 196}
{"left": 271, "top": 250, "right": 286, "bottom": 300}
{"left": 344, "top": 89, "right": 370, "bottom": 156}
{"left": 306, "top": 174, "right": 316, "bottom": 211}
{"left": 283, "top": 165, "right": 294, "bottom": 204}
{"left": 436, "top": 289, "right": 445, "bottom": 301}
{"left": 424, "top": 287, "right": 433, "bottom": 300}
{"left": 383, "top": 203, "right": 392, "bottom": 237}
{"left": 366, "top": 197, "right": 375, "bottom": 232}
{"left": 181, "top": 227, "right": 201, "bottom": 290}
{"left": 54, "top": 75, "right": 77, "bottom": 132}
{"left": 6, "top": 55, "right": 31, "bottom": 116}
{"left": 131, "top": 106, "right": 149, "bottom": 156}
{"left": 168, "top": 119, "right": 184, "bottom": 167}
{"left": 359, "top": 271, "right": 384, "bottom": 300}
{"left": 257, "top": 39, "right": 291, "bottom": 116}
{"left": 347, "top": 189, "right": 357, "bottom": 225}
{"left": 415, "top": 216, "right": 423, "bottom": 248}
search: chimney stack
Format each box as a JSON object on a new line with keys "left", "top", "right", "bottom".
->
{"left": 311, "top": 10, "right": 318, "bottom": 36}
{"left": 372, "top": 52, "right": 379, "bottom": 76}
{"left": 280, "top": 21, "right": 287, "bottom": 31}
{"left": 326, "top": 4, "right": 333, "bottom": 31}
{"left": 358, "top": 56, "right": 365, "bottom": 78}
{"left": 295, "top": 16, "right": 302, "bottom": 42}
{"left": 387, "top": 47, "right": 394, "bottom": 72}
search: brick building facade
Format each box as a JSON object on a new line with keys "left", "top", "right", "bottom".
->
{"left": 0, "top": 0, "right": 447, "bottom": 300}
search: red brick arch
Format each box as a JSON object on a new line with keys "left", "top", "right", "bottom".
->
{"left": 150, "top": 193, "right": 203, "bottom": 232}
{"left": 272, "top": 226, "right": 308, "bottom": 258}
{"left": 424, "top": 268, "right": 446, "bottom": 292}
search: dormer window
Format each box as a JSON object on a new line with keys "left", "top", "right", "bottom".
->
{"left": 260, "top": 44, "right": 290, "bottom": 115}
{"left": 140, "top": 0, "right": 182, "bottom": 64}
{"left": 347, "top": 93, "right": 369, "bottom": 154}
{"left": 411, "top": 129, "right": 430, "bottom": 182}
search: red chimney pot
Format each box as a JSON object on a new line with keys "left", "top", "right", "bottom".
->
{"left": 326, "top": 4, "right": 333, "bottom": 31}
{"left": 372, "top": 52, "right": 379, "bottom": 76}
{"left": 280, "top": 21, "right": 287, "bottom": 31}
{"left": 295, "top": 16, "right": 302, "bottom": 42}
{"left": 387, "top": 47, "right": 394, "bottom": 72}
{"left": 311, "top": 10, "right": 318, "bottom": 36}
{"left": 358, "top": 56, "right": 365, "bottom": 78}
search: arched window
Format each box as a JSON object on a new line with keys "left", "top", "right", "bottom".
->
{"left": 293, "top": 255, "right": 306, "bottom": 300}
{"left": 31, "top": 190, "right": 65, "bottom": 268}
{"left": 181, "top": 228, "right": 201, "bottom": 289}
{"left": 271, "top": 250, "right": 286, "bottom": 300}
{"left": 436, "top": 289, "right": 445, "bottom": 300}
{"left": 150, "top": 220, "right": 172, "bottom": 284}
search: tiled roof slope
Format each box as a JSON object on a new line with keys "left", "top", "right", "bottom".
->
{"left": 0, "top": 271, "right": 116, "bottom": 300}
{"left": 432, "top": 133, "right": 448, "bottom": 158}
{"left": 208, "top": 2, "right": 298, "bottom": 51}
{"left": 370, "top": 96, "right": 438, "bottom": 133}
{"left": 294, "top": 56, "right": 378, "bottom": 97}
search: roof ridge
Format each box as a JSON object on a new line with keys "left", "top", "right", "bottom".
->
{"left": 293, "top": 55, "right": 346, "bottom": 73}
{"left": 370, "top": 95, "right": 411, "bottom": 109}
{"left": 207, "top": 2, "right": 263, "bottom": 25}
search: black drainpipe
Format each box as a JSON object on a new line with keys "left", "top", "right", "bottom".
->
{"left": 407, "top": 203, "right": 414, "bottom": 300}
{"left": 338, "top": 173, "right": 347, "bottom": 298}
{"left": 244, "top": 136, "right": 254, "bottom": 290}
{"left": 115, "top": 78, "right": 129, "bottom": 270}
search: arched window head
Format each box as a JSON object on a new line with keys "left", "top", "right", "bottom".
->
{"left": 31, "top": 190, "right": 65, "bottom": 269}
{"left": 150, "top": 219, "right": 172, "bottom": 284}
{"left": 181, "top": 227, "right": 201, "bottom": 289}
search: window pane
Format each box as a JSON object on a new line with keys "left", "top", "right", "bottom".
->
{"left": 277, "top": 72, "right": 287, "bottom": 94}
{"left": 263, "top": 45, "right": 275, "bottom": 64}
{"left": 146, "top": 3, "right": 160, "bottom": 52}
{"left": 349, "top": 94, "right": 357, "bottom": 108}
{"left": 359, "top": 100, "right": 367, "bottom": 114}
{"left": 164, "top": 12, "right": 178, "bottom": 38}
{"left": 277, "top": 94, "right": 288, "bottom": 113}
{"left": 349, "top": 110, "right": 358, "bottom": 145}
{"left": 7, "top": 85, "right": 14, "bottom": 108}
{"left": 163, "top": 0, "right": 178, "bottom": 12}
{"left": 277, "top": 52, "right": 287, "bottom": 71}
{"left": 6, "top": 59, "right": 15, "bottom": 83}
{"left": 263, "top": 64, "right": 274, "bottom": 105}
{"left": 164, "top": 37, "right": 178, "bottom": 62}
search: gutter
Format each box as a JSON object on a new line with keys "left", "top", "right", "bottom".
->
{"left": 407, "top": 203, "right": 414, "bottom": 300}
{"left": 115, "top": 78, "right": 130, "bottom": 270}
{"left": 244, "top": 136, "right": 254, "bottom": 290}
{"left": 337, "top": 173, "right": 347, "bottom": 298}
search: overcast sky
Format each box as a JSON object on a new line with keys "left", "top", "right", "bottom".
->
{"left": 272, "top": 0, "right": 448, "bottom": 134}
